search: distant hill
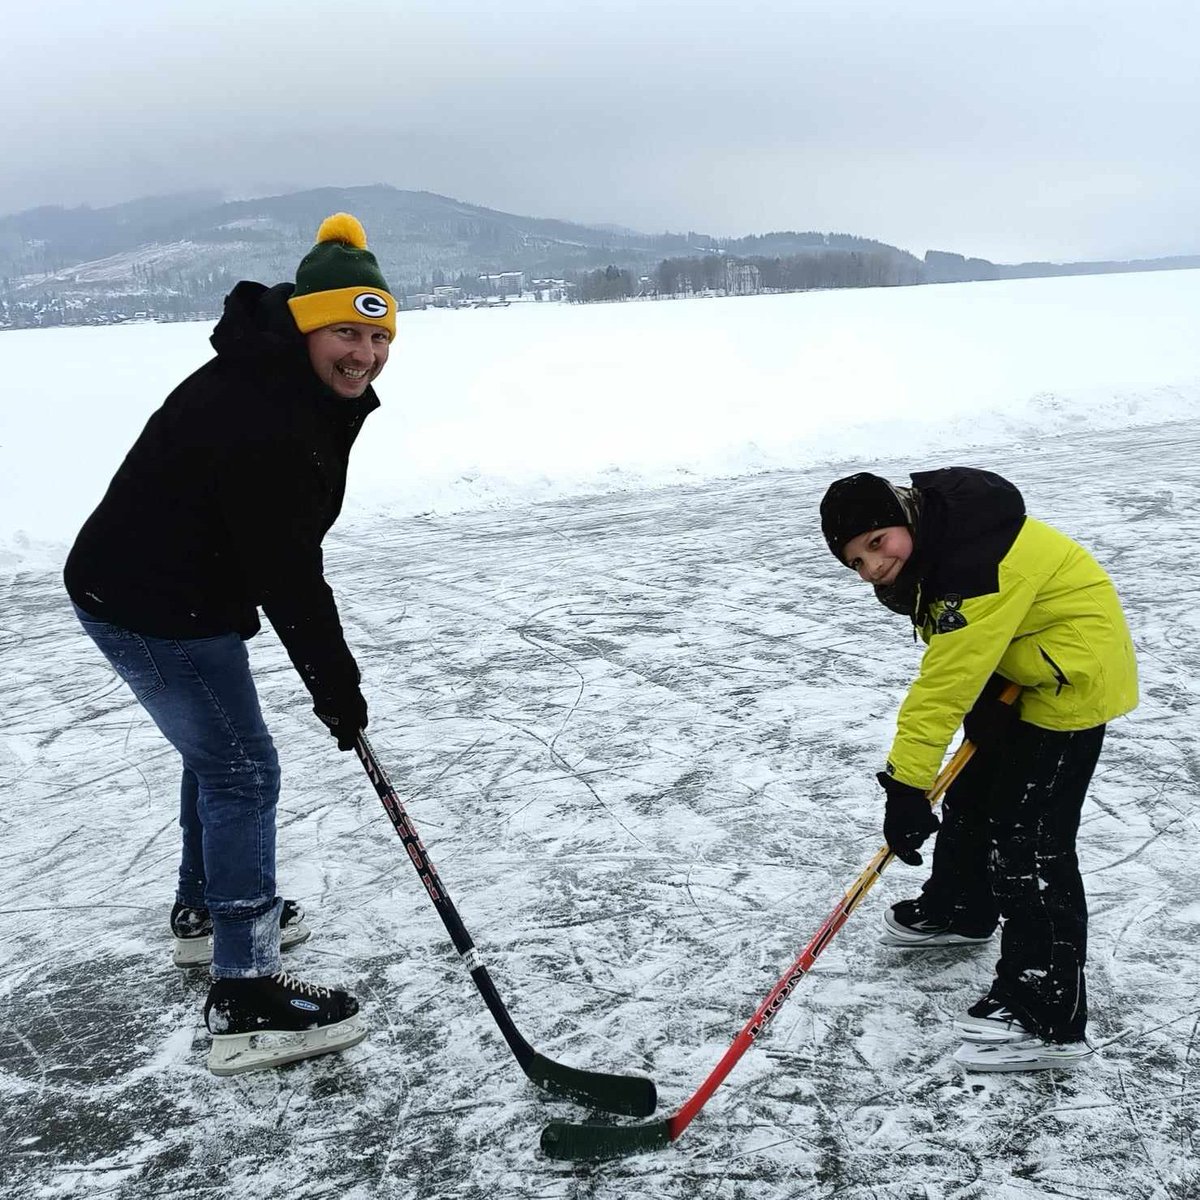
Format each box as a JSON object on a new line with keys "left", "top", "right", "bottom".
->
{"left": 922, "top": 248, "right": 1200, "bottom": 284}
{"left": 0, "top": 185, "right": 1196, "bottom": 329}
{"left": 0, "top": 186, "right": 918, "bottom": 326}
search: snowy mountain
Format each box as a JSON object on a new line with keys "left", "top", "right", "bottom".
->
{"left": 0, "top": 186, "right": 915, "bottom": 326}
{"left": 2, "top": 185, "right": 1197, "bottom": 331}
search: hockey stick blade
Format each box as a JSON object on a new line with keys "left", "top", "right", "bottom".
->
{"left": 541, "top": 1117, "right": 672, "bottom": 1161}
{"left": 537, "top": 713, "right": 1018, "bottom": 1158}
{"left": 355, "top": 734, "right": 658, "bottom": 1117}
{"left": 528, "top": 1052, "right": 657, "bottom": 1117}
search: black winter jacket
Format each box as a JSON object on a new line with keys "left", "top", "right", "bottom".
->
{"left": 64, "top": 281, "right": 377, "bottom": 711}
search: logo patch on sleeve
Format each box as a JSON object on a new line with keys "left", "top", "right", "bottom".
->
{"left": 935, "top": 594, "right": 968, "bottom": 633}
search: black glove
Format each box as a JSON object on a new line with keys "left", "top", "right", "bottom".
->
{"left": 962, "top": 677, "right": 1019, "bottom": 752}
{"left": 877, "top": 772, "right": 939, "bottom": 866}
{"left": 314, "top": 689, "right": 368, "bottom": 752}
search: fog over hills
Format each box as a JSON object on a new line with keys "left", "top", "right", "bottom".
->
{"left": 1, "top": 185, "right": 1197, "bottom": 329}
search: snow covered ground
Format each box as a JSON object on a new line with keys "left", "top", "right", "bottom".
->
{"left": 2, "top": 273, "right": 1199, "bottom": 1198}
{"left": 3, "top": 268, "right": 1199, "bottom": 568}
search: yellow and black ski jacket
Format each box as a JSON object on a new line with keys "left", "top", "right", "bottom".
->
{"left": 885, "top": 468, "right": 1139, "bottom": 791}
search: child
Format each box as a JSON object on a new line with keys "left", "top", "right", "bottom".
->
{"left": 819, "top": 467, "right": 1137, "bottom": 1071}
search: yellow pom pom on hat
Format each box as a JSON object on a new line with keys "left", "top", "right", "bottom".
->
{"left": 287, "top": 212, "right": 397, "bottom": 339}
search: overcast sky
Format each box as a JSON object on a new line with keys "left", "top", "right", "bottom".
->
{"left": 3, "top": 0, "right": 1196, "bottom": 262}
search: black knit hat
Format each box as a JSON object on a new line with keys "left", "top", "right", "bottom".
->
{"left": 820, "top": 472, "right": 908, "bottom": 563}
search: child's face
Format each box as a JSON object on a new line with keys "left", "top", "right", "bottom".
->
{"left": 841, "top": 525, "right": 913, "bottom": 586}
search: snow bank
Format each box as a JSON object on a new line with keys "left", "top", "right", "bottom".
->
{"left": 3, "top": 268, "right": 1197, "bottom": 573}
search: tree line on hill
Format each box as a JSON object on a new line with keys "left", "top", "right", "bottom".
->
{"left": 0, "top": 245, "right": 919, "bottom": 327}
{"left": 568, "top": 245, "right": 922, "bottom": 302}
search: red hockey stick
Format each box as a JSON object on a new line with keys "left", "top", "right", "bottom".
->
{"left": 541, "top": 684, "right": 1019, "bottom": 1160}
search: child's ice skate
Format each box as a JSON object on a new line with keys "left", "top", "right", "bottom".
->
{"left": 881, "top": 898, "right": 995, "bottom": 947}
{"left": 954, "top": 995, "right": 1031, "bottom": 1043}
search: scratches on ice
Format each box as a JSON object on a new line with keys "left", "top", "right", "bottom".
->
{"left": 2, "top": 423, "right": 1199, "bottom": 1198}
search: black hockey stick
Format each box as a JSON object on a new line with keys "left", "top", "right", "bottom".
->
{"left": 355, "top": 731, "right": 656, "bottom": 1117}
{"left": 542, "top": 686, "right": 1019, "bottom": 1159}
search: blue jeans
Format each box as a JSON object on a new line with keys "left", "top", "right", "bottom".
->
{"left": 73, "top": 604, "right": 283, "bottom": 979}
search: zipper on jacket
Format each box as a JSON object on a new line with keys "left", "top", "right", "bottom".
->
{"left": 1040, "top": 647, "right": 1070, "bottom": 695}
{"left": 911, "top": 580, "right": 924, "bottom": 642}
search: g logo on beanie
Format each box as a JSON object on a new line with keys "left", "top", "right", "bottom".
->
{"left": 353, "top": 292, "right": 390, "bottom": 319}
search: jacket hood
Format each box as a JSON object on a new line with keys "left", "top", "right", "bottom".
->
{"left": 873, "top": 468, "right": 1026, "bottom": 624}
{"left": 210, "top": 281, "right": 307, "bottom": 366}
{"left": 208, "top": 281, "right": 382, "bottom": 417}
{"left": 910, "top": 468, "right": 1025, "bottom": 546}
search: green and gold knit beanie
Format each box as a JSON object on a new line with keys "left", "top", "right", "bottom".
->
{"left": 287, "top": 213, "right": 397, "bottom": 339}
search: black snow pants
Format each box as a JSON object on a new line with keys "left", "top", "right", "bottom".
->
{"left": 919, "top": 720, "right": 1106, "bottom": 1042}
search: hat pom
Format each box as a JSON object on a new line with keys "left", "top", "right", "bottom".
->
{"left": 314, "top": 213, "right": 368, "bottom": 250}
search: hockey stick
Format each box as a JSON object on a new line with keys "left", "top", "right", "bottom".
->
{"left": 355, "top": 732, "right": 657, "bottom": 1117}
{"left": 541, "top": 684, "right": 1019, "bottom": 1159}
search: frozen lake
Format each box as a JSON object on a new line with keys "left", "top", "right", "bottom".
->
{"left": 2, "top": 273, "right": 1198, "bottom": 1197}
{"left": 2, "top": 268, "right": 1199, "bottom": 567}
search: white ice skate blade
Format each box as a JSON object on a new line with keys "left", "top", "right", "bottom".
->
{"left": 207, "top": 1013, "right": 366, "bottom": 1076}
{"left": 954, "top": 1037, "right": 1093, "bottom": 1072}
{"left": 280, "top": 920, "right": 312, "bottom": 953}
{"left": 879, "top": 928, "right": 994, "bottom": 948}
{"left": 174, "top": 919, "right": 311, "bottom": 968}
{"left": 173, "top": 936, "right": 214, "bottom": 968}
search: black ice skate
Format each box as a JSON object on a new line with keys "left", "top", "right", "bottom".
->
{"left": 881, "top": 898, "right": 995, "bottom": 947}
{"left": 171, "top": 899, "right": 311, "bottom": 967}
{"left": 954, "top": 995, "right": 1031, "bottom": 1043}
{"left": 204, "top": 971, "right": 366, "bottom": 1075}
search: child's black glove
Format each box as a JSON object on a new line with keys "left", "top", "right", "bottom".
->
{"left": 314, "top": 689, "right": 368, "bottom": 752}
{"left": 962, "top": 679, "right": 1019, "bottom": 752}
{"left": 876, "top": 772, "right": 939, "bottom": 866}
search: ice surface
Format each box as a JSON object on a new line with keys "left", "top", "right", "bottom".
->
{"left": 1, "top": 273, "right": 1198, "bottom": 1198}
